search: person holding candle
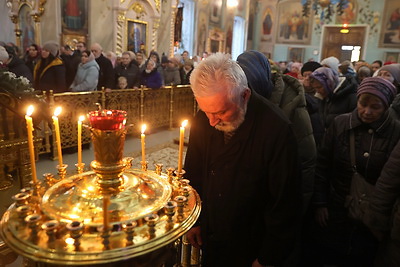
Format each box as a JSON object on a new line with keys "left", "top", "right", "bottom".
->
{"left": 184, "top": 53, "right": 301, "bottom": 267}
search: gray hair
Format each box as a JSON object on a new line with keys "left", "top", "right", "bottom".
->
{"left": 91, "top": 43, "right": 103, "bottom": 52}
{"left": 190, "top": 53, "right": 248, "bottom": 103}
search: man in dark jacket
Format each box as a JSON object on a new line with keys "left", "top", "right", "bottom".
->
{"left": 114, "top": 51, "right": 141, "bottom": 88}
{"left": 4, "top": 45, "right": 33, "bottom": 82}
{"left": 185, "top": 53, "right": 301, "bottom": 267}
{"left": 90, "top": 43, "right": 114, "bottom": 90}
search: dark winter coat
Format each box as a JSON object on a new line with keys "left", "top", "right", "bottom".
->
{"left": 140, "top": 69, "right": 162, "bottom": 89}
{"left": 179, "top": 67, "right": 193, "bottom": 85}
{"left": 314, "top": 109, "right": 400, "bottom": 211}
{"left": 33, "top": 57, "right": 66, "bottom": 93}
{"left": 363, "top": 139, "right": 400, "bottom": 266}
{"left": 7, "top": 56, "right": 33, "bottom": 83}
{"left": 318, "top": 75, "right": 358, "bottom": 130}
{"left": 114, "top": 62, "right": 141, "bottom": 88}
{"left": 162, "top": 66, "right": 181, "bottom": 85}
{"left": 95, "top": 54, "right": 114, "bottom": 90}
{"left": 305, "top": 93, "right": 325, "bottom": 147}
{"left": 237, "top": 50, "right": 316, "bottom": 214}
{"left": 184, "top": 92, "right": 301, "bottom": 266}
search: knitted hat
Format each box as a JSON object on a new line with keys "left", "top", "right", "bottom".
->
{"left": 321, "top": 56, "right": 340, "bottom": 75}
{"left": 310, "top": 67, "right": 339, "bottom": 96}
{"left": 357, "top": 77, "right": 397, "bottom": 107}
{"left": 0, "top": 46, "right": 9, "bottom": 62}
{"left": 379, "top": 64, "right": 400, "bottom": 84}
{"left": 42, "top": 41, "right": 59, "bottom": 57}
{"left": 301, "top": 61, "right": 322, "bottom": 75}
{"left": 161, "top": 55, "right": 169, "bottom": 64}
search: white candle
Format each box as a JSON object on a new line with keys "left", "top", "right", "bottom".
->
{"left": 141, "top": 124, "right": 146, "bottom": 162}
{"left": 77, "top": 115, "right": 85, "bottom": 165}
{"left": 52, "top": 107, "right": 63, "bottom": 166}
{"left": 178, "top": 120, "right": 188, "bottom": 173}
{"left": 25, "top": 106, "right": 37, "bottom": 184}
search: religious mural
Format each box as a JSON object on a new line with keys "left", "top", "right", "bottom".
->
{"left": 61, "top": 0, "right": 88, "bottom": 47}
{"left": 335, "top": 0, "right": 357, "bottom": 24}
{"left": 261, "top": 5, "right": 275, "bottom": 42}
{"left": 127, "top": 20, "right": 147, "bottom": 54}
{"left": 19, "top": 4, "right": 35, "bottom": 52}
{"left": 276, "top": 0, "right": 311, "bottom": 44}
{"left": 380, "top": 0, "right": 400, "bottom": 48}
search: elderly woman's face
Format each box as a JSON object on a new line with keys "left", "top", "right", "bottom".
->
{"left": 311, "top": 79, "right": 327, "bottom": 98}
{"left": 357, "top": 94, "right": 386, "bottom": 124}
{"left": 378, "top": 70, "right": 395, "bottom": 83}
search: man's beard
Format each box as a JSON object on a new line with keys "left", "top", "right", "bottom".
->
{"left": 215, "top": 104, "right": 246, "bottom": 133}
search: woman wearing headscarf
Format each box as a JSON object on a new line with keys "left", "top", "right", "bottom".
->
{"left": 237, "top": 50, "right": 316, "bottom": 218}
{"left": 33, "top": 41, "right": 66, "bottom": 93}
{"left": 305, "top": 77, "right": 400, "bottom": 266}
{"left": 310, "top": 66, "right": 357, "bottom": 131}
{"left": 376, "top": 64, "right": 400, "bottom": 119}
{"left": 70, "top": 50, "right": 99, "bottom": 92}
{"left": 24, "top": 43, "right": 41, "bottom": 75}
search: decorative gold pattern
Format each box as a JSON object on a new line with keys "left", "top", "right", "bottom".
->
{"left": 155, "top": 0, "right": 161, "bottom": 12}
{"left": 116, "top": 11, "right": 125, "bottom": 54}
{"left": 43, "top": 86, "right": 194, "bottom": 154}
{"left": 130, "top": 2, "right": 147, "bottom": 19}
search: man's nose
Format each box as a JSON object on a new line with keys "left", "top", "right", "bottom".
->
{"left": 208, "top": 114, "right": 220, "bottom": 127}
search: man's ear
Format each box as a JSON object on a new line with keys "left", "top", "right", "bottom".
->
{"left": 243, "top": 88, "right": 251, "bottom": 102}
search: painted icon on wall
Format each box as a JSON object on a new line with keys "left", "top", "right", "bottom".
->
{"left": 127, "top": 20, "right": 147, "bottom": 53}
{"left": 379, "top": 0, "right": 400, "bottom": 48}
{"left": 61, "top": 0, "right": 88, "bottom": 32}
{"left": 19, "top": 4, "right": 35, "bottom": 52}
{"left": 276, "top": 0, "right": 311, "bottom": 44}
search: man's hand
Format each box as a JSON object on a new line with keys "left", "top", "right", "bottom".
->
{"left": 252, "top": 259, "right": 274, "bottom": 267}
{"left": 315, "top": 207, "right": 329, "bottom": 227}
{"left": 186, "top": 226, "right": 202, "bottom": 249}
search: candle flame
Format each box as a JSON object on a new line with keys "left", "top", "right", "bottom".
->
{"left": 79, "top": 115, "right": 85, "bottom": 122}
{"left": 53, "top": 106, "right": 62, "bottom": 117}
{"left": 182, "top": 120, "right": 188, "bottom": 128}
{"left": 141, "top": 124, "right": 146, "bottom": 134}
{"left": 26, "top": 105, "right": 34, "bottom": 116}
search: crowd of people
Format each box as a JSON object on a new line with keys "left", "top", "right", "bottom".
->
{"left": 0, "top": 40, "right": 200, "bottom": 93}
{"left": 184, "top": 53, "right": 400, "bottom": 267}
{"left": 1, "top": 39, "right": 400, "bottom": 266}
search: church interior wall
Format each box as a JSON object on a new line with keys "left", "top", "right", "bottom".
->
{"left": 88, "top": 0, "right": 114, "bottom": 51}
{"left": 0, "top": 0, "right": 398, "bottom": 63}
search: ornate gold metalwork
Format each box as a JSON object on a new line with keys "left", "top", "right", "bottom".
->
{"left": 116, "top": 11, "right": 126, "bottom": 55}
{"left": 130, "top": 2, "right": 147, "bottom": 19}
{"left": 154, "top": 0, "right": 161, "bottom": 13}
{"left": 33, "top": 86, "right": 194, "bottom": 157}
{"left": 0, "top": 110, "right": 201, "bottom": 265}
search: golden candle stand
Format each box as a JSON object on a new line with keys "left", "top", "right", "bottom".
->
{"left": 0, "top": 109, "right": 201, "bottom": 266}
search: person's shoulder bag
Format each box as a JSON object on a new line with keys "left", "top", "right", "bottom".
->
{"left": 345, "top": 129, "right": 375, "bottom": 221}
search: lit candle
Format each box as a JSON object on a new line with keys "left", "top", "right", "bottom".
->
{"left": 178, "top": 120, "right": 188, "bottom": 173}
{"left": 25, "top": 105, "right": 37, "bottom": 184}
{"left": 77, "top": 115, "right": 85, "bottom": 165}
{"left": 52, "top": 107, "right": 63, "bottom": 166}
{"left": 141, "top": 124, "right": 146, "bottom": 162}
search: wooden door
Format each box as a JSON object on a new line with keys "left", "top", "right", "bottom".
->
{"left": 321, "top": 26, "right": 367, "bottom": 61}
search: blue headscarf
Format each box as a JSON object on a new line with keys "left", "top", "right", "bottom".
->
{"left": 237, "top": 50, "right": 274, "bottom": 98}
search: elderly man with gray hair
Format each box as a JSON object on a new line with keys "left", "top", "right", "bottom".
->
{"left": 184, "top": 53, "right": 301, "bottom": 267}
{"left": 90, "top": 42, "right": 114, "bottom": 90}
